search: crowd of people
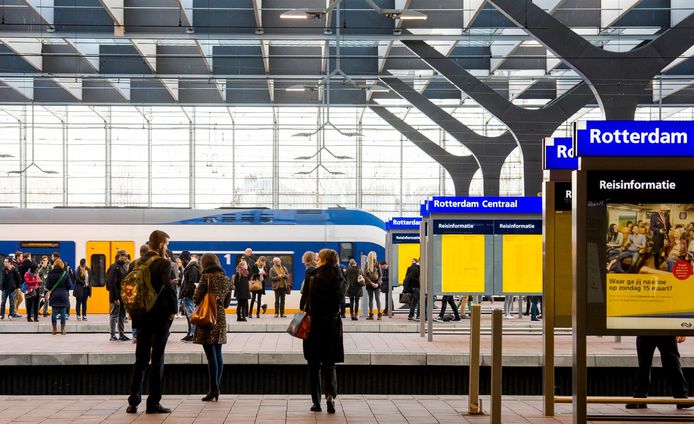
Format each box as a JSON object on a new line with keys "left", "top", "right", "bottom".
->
{"left": 0, "top": 251, "right": 92, "bottom": 334}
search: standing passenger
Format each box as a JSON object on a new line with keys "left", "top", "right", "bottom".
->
{"left": 300, "top": 249, "right": 344, "bottom": 414}
{"left": 127, "top": 230, "right": 178, "bottom": 415}
{"left": 380, "top": 261, "right": 391, "bottom": 315}
{"left": 363, "top": 252, "right": 382, "bottom": 320}
{"left": 179, "top": 251, "right": 200, "bottom": 342}
{"left": 73, "top": 259, "right": 91, "bottom": 321}
{"left": 270, "top": 257, "right": 290, "bottom": 318}
{"left": 404, "top": 259, "right": 421, "bottom": 321}
{"left": 23, "top": 263, "right": 41, "bottom": 322}
{"left": 233, "top": 260, "right": 250, "bottom": 321}
{"left": 345, "top": 259, "right": 363, "bottom": 321}
{"left": 46, "top": 259, "right": 70, "bottom": 335}
{"left": 1, "top": 258, "right": 20, "bottom": 320}
{"left": 38, "top": 256, "right": 51, "bottom": 317}
{"left": 106, "top": 250, "right": 130, "bottom": 342}
{"left": 249, "top": 256, "right": 268, "bottom": 319}
{"left": 194, "top": 253, "right": 232, "bottom": 402}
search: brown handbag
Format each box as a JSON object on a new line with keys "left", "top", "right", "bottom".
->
{"left": 191, "top": 275, "right": 217, "bottom": 327}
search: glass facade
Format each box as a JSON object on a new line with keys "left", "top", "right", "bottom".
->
{"left": 2, "top": 104, "right": 686, "bottom": 219}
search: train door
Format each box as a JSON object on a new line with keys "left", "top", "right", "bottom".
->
{"left": 86, "top": 241, "right": 135, "bottom": 314}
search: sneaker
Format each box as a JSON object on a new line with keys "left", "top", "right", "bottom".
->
{"left": 7, "top": 316, "right": 12, "bottom": 321}
{"left": 76, "top": 316, "right": 81, "bottom": 321}
{"left": 119, "top": 335, "right": 131, "bottom": 342}
{"left": 181, "top": 335, "right": 193, "bottom": 342}
{"left": 82, "top": 316, "right": 87, "bottom": 321}
{"left": 366, "top": 316, "right": 374, "bottom": 320}
{"left": 326, "top": 396, "right": 336, "bottom": 414}
{"left": 0, "top": 316, "right": 4, "bottom": 320}
{"left": 408, "top": 317, "right": 415, "bottom": 321}
{"left": 109, "top": 336, "right": 118, "bottom": 342}
{"left": 433, "top": 317, "right": 444, "bottom": 322}
{"left": 274, "top": 314, "right": 279, "bottom": 318}
{"left": 280, "top": 315, "right": 287, "bottom": 318}
{"left": 175, "top": 314, "right": 181, "bottom": 319}
{"left": 12, "top": 314, "right": 21, "bottom": 318}
{"left": 126, "top": 405, "right": 137, "bottom": 414}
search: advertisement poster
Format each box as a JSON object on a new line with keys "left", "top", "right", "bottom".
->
{"left": 605, "top": 202, "right": 694, "bottom": 330}
{"left": 585, "top": 170, "right": 694, "bottom": 334}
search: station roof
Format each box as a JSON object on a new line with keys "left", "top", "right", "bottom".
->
{"left": 0, "top": 0, "right": 691, "bottom": 107}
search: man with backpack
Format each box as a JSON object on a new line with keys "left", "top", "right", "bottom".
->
{"left": 178, "top": 251, "right": 200, "bottom": 342}
{"left": 126, "top": 230, "right": 178, "bottom": 415}
{"left": 106, "top": 250, "right": 130, "bottom": 342}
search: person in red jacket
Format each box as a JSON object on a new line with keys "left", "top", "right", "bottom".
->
{"left": 23, "top": 263, "right": 41, "bottom": 322}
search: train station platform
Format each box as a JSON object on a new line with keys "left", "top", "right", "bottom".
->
{"left": 2, "top": 328, "right": 694, "bottom": 398}
{"left": 0, "top": 312, "right": 545, "bottom": 334}
{"left": 0, "top": 395, "right": 690, "bottom": 424}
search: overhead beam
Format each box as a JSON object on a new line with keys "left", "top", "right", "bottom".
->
{"left": 21, "top": 0, "right": 54, "bottom": 25}
{"left": 177, "top": 0, "right": 193, "bottom": 27}
{"left": 601, "top": 0, "right": 640, "bottom": 28}
{"left": 98, "top": 0, "right": 125, "bottom": 35}
{"left": 0, "top": 38, "right": 42, "bottom": 70}
{"left": 52, "top": 77, "right": 83, "bottom": 100}
{"left": 130, "top": 39, "right": 157, "bottom": 72}
{"left": 107, "top": 78, "right": 130, "bottom": 100}
{"left": 161, "top": 78, "right": 179, "bottom": 101}
{"left": 196, "top": 40, "right": 213, "bottom": 73}
{"left": 65, "top": 39, "right": 100, "bottom": 71}
{"left": 0, "top": 77, "right": 34, "bottom": 100}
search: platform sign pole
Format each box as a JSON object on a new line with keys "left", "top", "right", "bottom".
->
{"left": 573, "top": 161, "right": 588, "bottom": 424}
{"left": 419, "top": 218, "right": 427, "bottom": 337}
{"left": 491, "top": 308, "right": 503, "bottom": 424}
{"left": 385, "top": 221, "right": 393, "bottom": 319}
{"left": 543, "top": 181, "right": 556, "bottom": 417}
{"left": 468, "top": 303, "right": 482, "bottom": 415}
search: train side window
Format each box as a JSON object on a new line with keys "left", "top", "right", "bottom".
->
{"left": 339, "top": 243, "right": 354, "bottom": 262}
{"left": 91, "top": 254, "right": 106, "bottom": 287}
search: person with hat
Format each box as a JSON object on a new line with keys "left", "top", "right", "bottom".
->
{"left": 179, "top": 250, "right": 200, "bottom": 342}
{"left": 106, "top": 250, "right": 131, "bottom": 342}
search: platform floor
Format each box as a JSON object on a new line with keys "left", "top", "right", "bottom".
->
{"left": 0, "top": 312, "right": 546, "bottom": 334}
{"left": 0, "top": 395, "right": 691, "bottom": 424}
{"left": 3, "top": 331, "right": 694, "bottom": 368}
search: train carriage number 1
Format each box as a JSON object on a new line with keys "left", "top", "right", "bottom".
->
{"left": 224, "top": 254, "right": 231, "bottom": 266}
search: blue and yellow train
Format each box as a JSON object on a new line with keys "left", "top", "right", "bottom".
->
{"left": 0, "top": 208, "right": 386, "bottom": 314}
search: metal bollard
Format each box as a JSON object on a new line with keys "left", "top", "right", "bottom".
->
{"left": 468, "top": 304, "right": 482, "bottom": 415}
{"left": 491, "top": 308, "right": 503, "bottom": 424}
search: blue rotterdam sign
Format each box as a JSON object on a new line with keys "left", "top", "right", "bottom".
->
{"left": 544, "top": 137, "right": 578, "bottom": 170}
{"left": 575, "top": 121, "right": 694, "bottom": 157}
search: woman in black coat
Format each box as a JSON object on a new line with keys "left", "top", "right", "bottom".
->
{"left": 46, "top": 259, "right": 71, "bottom": 335}
{"left": 234, "top": 260, "right": 251, "bottom": 321}
{"left": 73, "top": 258, "right": 92, "bottom": 320}
{"left": 299, "top": 248, "right": 344, "bottom": 414}
{"left": 249, "top": 256, "right": 268, "bottom": 319}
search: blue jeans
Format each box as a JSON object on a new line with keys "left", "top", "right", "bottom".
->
{"left": 408, "top": 288, "right": 420, "bottom": 319}
{"left": 51, "top": 307, "right": 67, "bottom": 326}
{"left": 1, "top": 290, "right": 15, "bottom": 317}
{"left": 203, "top": 343, "right": 224, "bottom": 391}
{"left": 531, "top": 296, "right": 541, "bottom": 321}
{"left": 75, "top": 296, "right": 88, "bottom": 317}
{"left": 181, "top": 298, "right": 196, "bottom": 335}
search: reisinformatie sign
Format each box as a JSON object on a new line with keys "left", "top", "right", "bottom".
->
{"left": 585, "top": 170, "right": 694, "bottom": 333}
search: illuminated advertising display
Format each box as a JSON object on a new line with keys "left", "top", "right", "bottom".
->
{"left": 585, "top": 170, "right": 694, "bottom": 333}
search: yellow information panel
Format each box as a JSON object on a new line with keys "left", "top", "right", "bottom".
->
{"left": 502, "top": 234, "right": 543, "bottom": 293}
{"left": 607, "top": 272, "right": 694, "bottom": 330}
{"left": 397, "top": 243, "right": 420, "bottom": 285}
{"left": 441, "top": 234, "right": 486, "bottom": 292}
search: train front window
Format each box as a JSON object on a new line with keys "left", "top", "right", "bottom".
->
{"left": 91, "top": 254, "right": 106, "bottom": 287}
